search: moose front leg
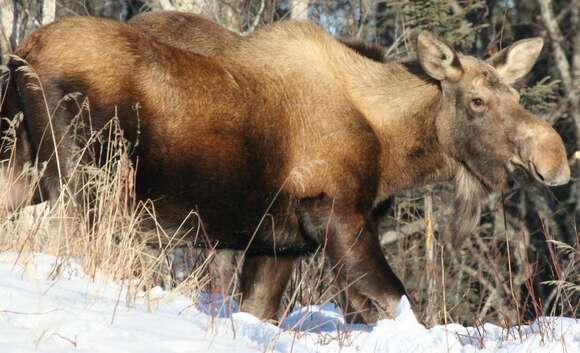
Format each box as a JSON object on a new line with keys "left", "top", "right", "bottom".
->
{"left": 332, "top": 220, "right": 407, "bottom": 322}
{"left": 300, "top": 199, "right": 408, "bottom": 323}
{"left": 240, "top": 254, "right": 296, "bottom": 321}
{"left": 341, "top": 283, "right": 375, "bottom": 323}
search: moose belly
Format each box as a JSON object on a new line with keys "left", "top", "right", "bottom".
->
{"left": 133, "top": 130, "right": 310, "bottom": 253}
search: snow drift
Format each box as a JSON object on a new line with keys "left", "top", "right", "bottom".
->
{"left": 0, "top": 252, "right": 578, "bottom": 353}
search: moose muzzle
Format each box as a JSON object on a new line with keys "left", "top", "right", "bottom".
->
{"left": 513, "top": 114, "right": 570, "bottom": 187}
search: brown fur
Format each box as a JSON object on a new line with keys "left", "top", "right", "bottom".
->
{"left": 338, "top": 37, "right": 387, "bottom": 63}
{"left": 128, "top": 11, "right": 239, "bottom": 55}
{"left": 1, "top": 16, "right": 569, "bottom": 323}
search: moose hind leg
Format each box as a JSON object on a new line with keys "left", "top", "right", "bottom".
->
{"left": 240, "top": 254, "right": 296, "bottom": 321}
{"left": 17, "top": 77, "right": 84, "bottom": 205}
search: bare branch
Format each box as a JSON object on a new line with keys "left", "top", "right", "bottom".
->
{"left": 243, "top": 0, "right": 265, "bottom": 35}
{"left": 380, "top": 212, "right": 441, "bottom": 246}
{"left": 556, "top": 0, "right": 579, "bottom": 22}
{"left": 537, "top": 0, "right": 572, "bottom": 92}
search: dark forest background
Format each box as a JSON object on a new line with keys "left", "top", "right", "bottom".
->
{"left": 0, "top": 0, "right": 578, "bottom": 324}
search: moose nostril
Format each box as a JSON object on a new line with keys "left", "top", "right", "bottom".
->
{"left": 529, "top": 161, "right": 545, "bottom": 182}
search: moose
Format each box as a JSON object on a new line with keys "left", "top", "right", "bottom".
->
{"left": 0, "top": 14, "right": 570, "bottom": 323}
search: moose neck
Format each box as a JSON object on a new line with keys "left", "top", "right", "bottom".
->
{"left": 339, "top": 57, "right": 457, "bottom": 201}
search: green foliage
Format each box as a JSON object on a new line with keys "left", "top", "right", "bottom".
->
{"left": 402, "top": 0, "right": 486, "bottom": 48}
{"left": 520, "top": 77, "right": 560, "bottom": 114}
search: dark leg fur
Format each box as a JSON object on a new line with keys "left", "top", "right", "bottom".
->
{"left": 0, "top": 67, "right": 36, "bottom": 210}
{"left": 240, "top": 254, "right": 296, "bottom": 321}
{"left": 299, "top": 196, "right": 407, "bottom": 323}
{"left": 14, "top": 71, "right": 82, "bottom": 205}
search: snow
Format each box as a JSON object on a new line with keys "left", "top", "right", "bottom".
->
{"left": 0, "top": 252, "right": 578, "bottom": 353}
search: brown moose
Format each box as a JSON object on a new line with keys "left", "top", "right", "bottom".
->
{"left": 0, "top": 15, "right": 570, "bottom": 323}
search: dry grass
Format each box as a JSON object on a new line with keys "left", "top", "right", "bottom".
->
{"left": 0, "top": 103, "right": 217, "bottom": 306}
{"left": 378, "top": 187, "right": 578, "bottom": 325}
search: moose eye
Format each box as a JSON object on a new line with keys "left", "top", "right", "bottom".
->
{"left": 470, "top": 97, "right": 485, "bottom": 111}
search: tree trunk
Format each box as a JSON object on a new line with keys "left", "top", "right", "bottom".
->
{"left": 290, "top": 0, "right": 308, "bottom": 20}
{"left": 0, "top": 0, "right": 15, "bottom": 64}
{"left": 155, "top": 0, "right": 204, "bottom": 14}
{"left": 41, "top": 0, "right": 56, "bottom": 25}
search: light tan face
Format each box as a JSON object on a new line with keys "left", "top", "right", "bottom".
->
{"left": 416, "top": 31, "right": 570, "bottom": 190}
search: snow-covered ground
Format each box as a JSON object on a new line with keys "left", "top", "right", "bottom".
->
{"left": 0, "top": 252, "right": 578, "bottom": 353}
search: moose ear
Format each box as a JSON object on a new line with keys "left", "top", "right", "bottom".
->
{"left": 416, "top": 31, "right": 462, "bottom": 81}
{"left": 487, "top": 38, "right": 543, "bottom": 84}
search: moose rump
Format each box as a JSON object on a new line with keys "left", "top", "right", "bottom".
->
{"left": 9, "top": 17, "right": 309, "bottom": 248}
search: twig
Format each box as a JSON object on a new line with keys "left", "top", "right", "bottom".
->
{"left": 0, "top": 309, "right": 62, "bottom": 315}
{"left": 380, "top": 211, "right": 440, "bottom": 246}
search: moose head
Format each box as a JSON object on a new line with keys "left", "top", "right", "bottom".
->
{"left": 415, "top": 32, "right": 570, "bottom": 234}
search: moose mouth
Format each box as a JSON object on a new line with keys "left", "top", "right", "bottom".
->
{"left": 508, "top": 157, "right": 546, "bottom": 185}
{"left": 527, "top": 161, "right": 548, "bottom": 183}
